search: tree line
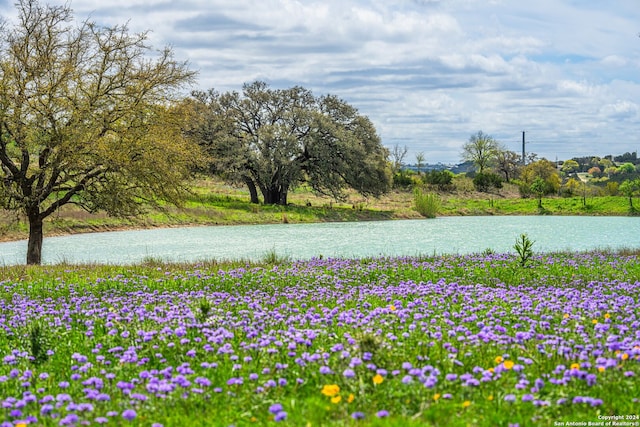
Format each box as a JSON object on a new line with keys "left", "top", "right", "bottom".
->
{"left": 400, "top": 131, "right": 640, "bottom": 210}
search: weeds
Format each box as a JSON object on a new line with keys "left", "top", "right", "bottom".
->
{"left": 514, "top": 233, "right": 535, "bottom": 267}
{"left": 27, "top": 321, "right": 51, "bottom": 366}
{"left": 414, "top": 188, "right": 441, "bottom": 218}
{"left": 262, "top": 248, "right": 290, "bottom": 265}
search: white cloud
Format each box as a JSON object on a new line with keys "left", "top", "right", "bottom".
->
{"left": 2, "top": 0, "right": 639, "bottom": 163}
{"left": 600, "top": 100, "right": 639, "bottom": 121}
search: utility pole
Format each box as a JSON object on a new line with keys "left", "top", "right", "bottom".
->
{"left": 522, "top": 131, "right": 526, "bottom": 165}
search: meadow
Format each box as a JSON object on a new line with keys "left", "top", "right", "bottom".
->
{"left": 0, "top": 248, "right": 639, "bottom": 426}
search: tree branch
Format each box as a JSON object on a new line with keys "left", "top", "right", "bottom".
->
{"left": 40, "top": 165, "right": 106, "bottom": 219}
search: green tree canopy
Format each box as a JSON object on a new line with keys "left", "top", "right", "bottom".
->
{"left": 521, "top": 159, "right": 561, "bottom": 194}
{"left": 619, "top": 179, "right": 640, "bottom": 209}
{"left": 618, "top": 162, "right": 636, "bottom": 174}
{"left": 0, "top": 0, "right": 197, "bottom": 264}
{"left": 530, "top": 177, "right": 547, "bottom": 208}
{"left": 561, "top": 159, "right": 580, "bottom": 174}
{"left": 461, "top": 131, "right": 499, "bottom": 174}
{"left": 186, "top": 81, "right": 391, "bottom": 205}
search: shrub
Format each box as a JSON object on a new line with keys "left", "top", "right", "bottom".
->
{"left": 413, "top": 188, "right": 441, "bottom": 218}
{"left": 423, "top": 170, "right": 453, "bottom": 190}
{"left": 452, "top": 175, "right": 475, "bottom": 192}
{"left": 473, "top": 172, "right": 503, "bottom": 192}
{"left": 393, "top": 171, "right": 414, "bottom": 189}
{"left": 515, "top": 179, "right": 531, "bottom": 198}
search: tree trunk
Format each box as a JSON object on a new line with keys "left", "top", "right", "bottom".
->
{"left": 243, "top": 176, "right": 259, "bottom": 204}
{"left": 262, "top": 186, "right": 286, "bottom": 205}
{"left": 27, "top": 213, "right": 44, "bottom": 265}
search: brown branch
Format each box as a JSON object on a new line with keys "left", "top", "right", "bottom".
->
{"left": 40, "top": 165, "right": 106, "bottom": 219}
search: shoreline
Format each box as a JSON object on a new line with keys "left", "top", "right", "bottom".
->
{"left": 1, "top": 209, "right": 633, "bottom": 244}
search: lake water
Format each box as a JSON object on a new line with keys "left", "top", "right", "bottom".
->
{"left": 0, "top": 216, "right": 638, "bottom": 265}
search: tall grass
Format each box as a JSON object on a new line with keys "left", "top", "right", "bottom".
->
{"left": 413, "top": 188, "right": 441, "bottom": 218}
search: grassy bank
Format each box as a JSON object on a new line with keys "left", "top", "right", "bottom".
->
{"left": 1, "top": 178, "right": 637, "bottom": 242}
{"left": 0, "top": 249, "right": 638, "bottom": 426}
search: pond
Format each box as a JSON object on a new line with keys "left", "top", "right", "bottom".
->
{"left": 0, "top": 216, "right": 638, "bottom": 265}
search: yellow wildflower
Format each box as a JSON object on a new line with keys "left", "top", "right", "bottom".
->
{"left": 488, "top": 367, "right": 494, "bottom": 373}
{"left": 373, "top": 374, "right": 384, "bottom": 385}
{"left": 389, "top": 305, "right": 396, "bottom": 311}
{"left": 347, "top": 393, "right": 355, "bottom": 403}
{"left": 494, "top": 356, "right": 504, "bottom": 364}
{"left": 462, "top": 401, "right": 471, "bottom": 408}
{"left": 570, "top": 363, "right": 580, "bottom": 370}
{"left": 503, "top": 360, "right": 514, "bottom": 370}
{"left": 487, "top": 395, "right": 494, "bottom": 401}
{"left": 604, "top": 313, "right": 610, "bottom": 319}
{"left": 321, "top": 384, "right": 340, "bottom": 397}
{"left": 592, "top": 319, "right": 598, "bottom": 324}
{"left": 598, "top": 366, "right": 605, "bottom": 373}
{"left": 331, "top": 395, "right": 342, "bottom": 404}
{"left": 563, "top": 313, "right": 570, "bottom": 319}
{"left": 621, "top": 353, "right": 629, "bottom": 361}
{"left": 433, "top": 393, "right": 441, "bottom": 401}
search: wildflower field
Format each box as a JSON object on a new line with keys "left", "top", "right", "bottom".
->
{"left": 0, "top": 250, "right": 639, "bottom": 426}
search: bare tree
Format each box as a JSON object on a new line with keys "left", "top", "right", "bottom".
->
{"left": 495, "top": 148, "right": 521, "bottom": 182}
{"left": 415, "top": 152, "right": 426, "bottom": 175}
{"left": 390, "top": 144, "right": 408, "bottom": 174}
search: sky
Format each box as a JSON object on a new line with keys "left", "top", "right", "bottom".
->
{"left": 1, "top": 0, "right": 639, "bottom": 164}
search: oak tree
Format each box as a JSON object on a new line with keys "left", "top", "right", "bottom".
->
{"left": 0, "top": 0, "right": 197, "bottom": 264}
{"left": 187, "top": 81, "right": 391, "bottom": 205}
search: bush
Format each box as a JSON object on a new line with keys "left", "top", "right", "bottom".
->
{"left": 514, "top": 179, "right": 531, "bottom": 198}
{"left": 422, "top": 170, "right": 453, "bottom": 190}
{"left": 473, "top": 172, "right": 503, "bottom": 192}
{"left": 393, "top": 171, "right": 414, "bottom": 189}
{"left": 452, "top": 175, "right": 475, "bottom": 192}
{"left": 413, "top": 188, "right": 441, "bottom": 218}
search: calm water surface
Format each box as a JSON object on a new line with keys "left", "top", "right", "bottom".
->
{"left": 0, "top": 216, "right": 638, "bottom": 265}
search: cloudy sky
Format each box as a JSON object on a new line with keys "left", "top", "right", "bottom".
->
{"left": 2, "top": 0, "right": 639, "bottom": 164}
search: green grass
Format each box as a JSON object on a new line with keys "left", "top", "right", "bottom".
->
{"left": 0, "top": 249, "right": 639, "bottom": 426}
{"left": 441, "top": 195, "right": 635, "bottom": 216}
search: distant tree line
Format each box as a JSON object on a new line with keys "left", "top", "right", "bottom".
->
{"left": 400, "top": 130, "right": 640, "bottom": 211}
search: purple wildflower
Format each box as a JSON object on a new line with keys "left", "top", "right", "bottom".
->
{"left": 122, "top": 409, "right": 137, "bottom": 421}
{"left": 351, "top": 412, "right": 365, "bottom": 420}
